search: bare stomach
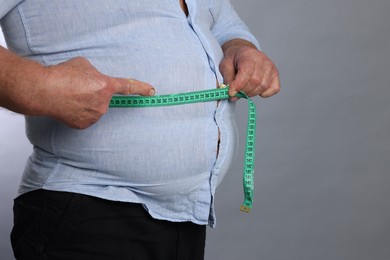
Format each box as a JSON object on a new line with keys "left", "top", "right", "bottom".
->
{"left": 179, "top": 0, "right": 189, "bottom": 16}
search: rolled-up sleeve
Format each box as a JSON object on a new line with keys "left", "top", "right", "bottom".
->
{"left": 210, "top": 0, "right": 260, "bottom": 49}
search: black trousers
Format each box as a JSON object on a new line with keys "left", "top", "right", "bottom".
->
{"left": 11, "top": 190, "right": 206, "bottom": 260}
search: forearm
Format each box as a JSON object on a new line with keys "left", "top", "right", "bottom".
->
{"left": 0, "top": 46, "right": 47, "bottom": 116}
{"left": 0, "top": 46, "right": 155, "bottom": 129}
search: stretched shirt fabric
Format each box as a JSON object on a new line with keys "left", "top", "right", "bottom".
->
{"left": 1, "top": 0, "right": 259, "bottom": 227}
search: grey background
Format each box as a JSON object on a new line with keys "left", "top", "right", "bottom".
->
{"left": 1, "top": 0, "right": 390, "bottom": 259}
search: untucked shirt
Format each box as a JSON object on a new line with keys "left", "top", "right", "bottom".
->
{"left": 1, "top": 0, "right": 259, "bottom": 227}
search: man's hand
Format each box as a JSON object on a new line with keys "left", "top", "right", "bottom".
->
{"left": 41, "top": 57, "right": 155, "bottom": 129}
{"left": 0, "top": 47, "right": 155, "bottom": 129}
{"left": 220, "top": 39, "right": 280, "bottom": 99}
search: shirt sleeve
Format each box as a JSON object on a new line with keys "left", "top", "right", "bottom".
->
{"left": 0, "top": 0, "right": 23, "bottom": 20}
{"left": 210, "top": 0, "right": 261, "bottom": 49}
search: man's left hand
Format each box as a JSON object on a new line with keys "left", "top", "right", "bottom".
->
{"left": 220, "top": 39, "right": 280, "bottom": 99}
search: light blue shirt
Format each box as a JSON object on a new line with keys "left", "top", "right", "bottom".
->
{"left": 1, "top": 0, "right": 259, "bottom": 227}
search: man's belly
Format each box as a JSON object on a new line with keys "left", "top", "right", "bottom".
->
{"left": 32, "top": 106, "right": 214, "bottom": 186}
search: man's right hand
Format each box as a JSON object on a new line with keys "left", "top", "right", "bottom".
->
{"left": 0, "top": 48, "right": 155, "bottom": 129}
{"left": 42, "top": 57, "right": 155, "bottom": 129}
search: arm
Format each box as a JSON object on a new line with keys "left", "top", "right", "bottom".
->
{"left": 0, "top": 46, "right": 154, "bottom": 129}
{"left": 210, "top": 0, "right": 280, "bottom": 98}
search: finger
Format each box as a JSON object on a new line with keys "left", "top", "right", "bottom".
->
{"left": 228, "top": 64, "right": 254, "bottom": 97}
{"left": 260, "top": 74, "right": 281, "bottom": 98}
{"left": 238, "top": 72, "right": 266, "bottom": 97}
{"left": 113, "top": 78, "right": 155, "bottom": 96}
{"left": 219, "top": 58, "right": 236, "bottom": 86}
{"left": 242, "top": 85, "right": 262, "bottom": 97}
{"left": 244, "top": 60, "right": 278, "bottom": 97}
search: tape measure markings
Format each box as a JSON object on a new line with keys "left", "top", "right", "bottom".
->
{"left": 110, "top": 85, "right": 256, "bottom": 212}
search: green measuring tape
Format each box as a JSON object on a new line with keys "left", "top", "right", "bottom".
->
{"left": 110, "top": 84, "right": 256, "bottom": 213}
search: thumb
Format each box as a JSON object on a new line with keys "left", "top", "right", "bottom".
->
{"left": 113, "top": 78, "right": 155, "bottom": 96}
{"left": 219, "top": 57, "right": 236, "bottom": 89}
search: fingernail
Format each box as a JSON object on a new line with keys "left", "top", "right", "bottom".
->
{"left": 149, "top": 88, "right": 155, "bottom": 96}
{"left": 229, "top": 90, "right": 237, "bottom": 97}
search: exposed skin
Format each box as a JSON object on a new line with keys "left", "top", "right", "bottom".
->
{"left": 220, "top": 38, "right": 280, "bottom": 99}
{"left": 0, "top": 47, "right": 155, "bottom": 129}
{"left": 1, "top": 1, "right": 279, "bottom": 129}
{"left": 179, "top": 0, "right": 189, "bottom": 16}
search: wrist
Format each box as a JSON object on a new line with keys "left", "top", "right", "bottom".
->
{"left": 222, "top": 38, "right": 257, "bottom": 53}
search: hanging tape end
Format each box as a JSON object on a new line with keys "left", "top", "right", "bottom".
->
{"left": 240, "top": 205, "right": 251, "bottom": 213}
